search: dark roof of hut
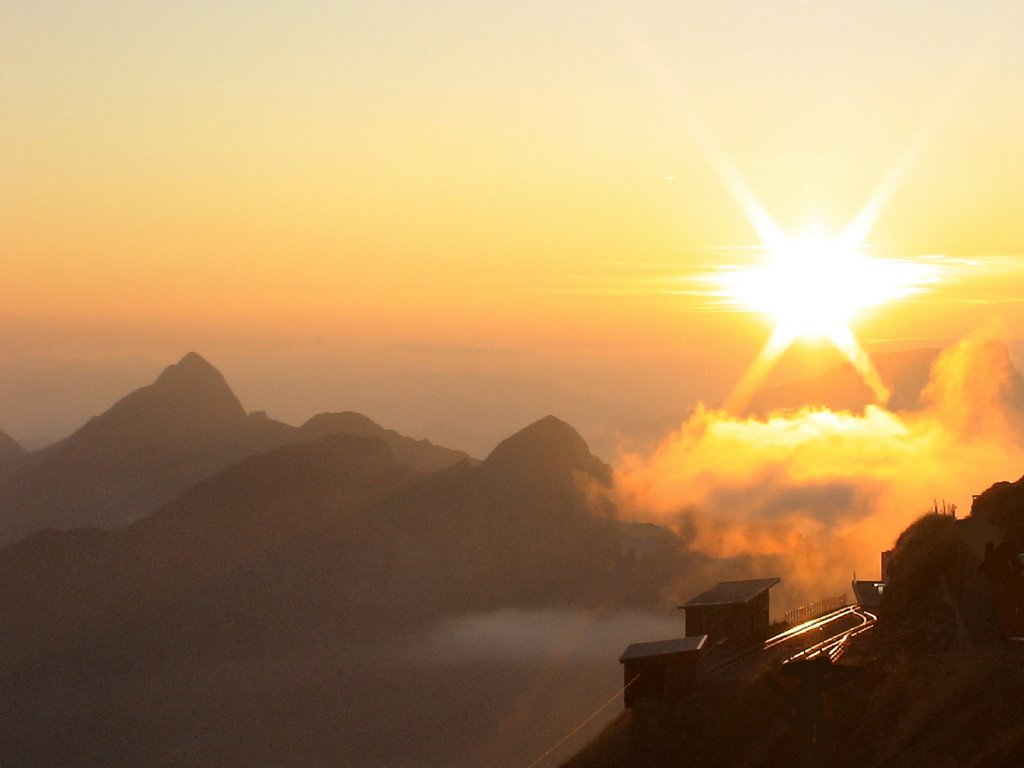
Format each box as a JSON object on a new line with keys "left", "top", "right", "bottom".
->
{"left": 680, "top": 578, "right": 781, "bottom": 608}
{"left": 619, "top": 635, "right": 708, "bottom": 663}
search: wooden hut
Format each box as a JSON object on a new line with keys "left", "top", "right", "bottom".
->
{"left": 681, "top": 577, "right": 780, "bottom": 647}
{"left": 618, "top": 636, "right": 707, "bottom": 709}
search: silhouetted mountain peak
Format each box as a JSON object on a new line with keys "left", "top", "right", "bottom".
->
{"left": 484, "top": 415, "right": 610, "bottom": 481}
{"left": 0, "top": 353, "right": 284, "bottom": 542}
{"left": 127, "top": 351, "right": 246, "bottom": 421}
{"left": 179, "top": 350, "right": 210, "bottom": 366}
{"left": 47, "top": 352, "right": 248, "bottom": 456}
{"left": 155, "top": 351, "right": 233, "bottom": 389}
{"left": 488, "top": 415, "right": 586, "bottom": 458}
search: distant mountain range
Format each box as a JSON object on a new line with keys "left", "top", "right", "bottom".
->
{"left": 0, "top": 352, "right": 471, "bottom": 544}
{"left": 0, "top": 415, "right": 682, "bottom": 649}
{"left": 8, "top": 342, "right": 1020, "bottom": 546}
{"left": 0, "top": 351, "right": 653, "bottom": 460}
{"left": 0, "top": 405, "right": 697, "bottom": 766}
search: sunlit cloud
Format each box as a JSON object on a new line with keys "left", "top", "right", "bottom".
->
{"left": 612, "top": 336, "right": 1024, "bottom": 610}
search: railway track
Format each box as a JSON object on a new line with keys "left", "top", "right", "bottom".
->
{"left": 706, "top": 605, "right": 877, "bottom": 678}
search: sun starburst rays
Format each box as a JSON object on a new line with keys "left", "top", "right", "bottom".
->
{"left": 717, "top": 221, "right": 936, "bottom": 413}
{"left": 603, "top": 1, "right": 995, "bottom": 415}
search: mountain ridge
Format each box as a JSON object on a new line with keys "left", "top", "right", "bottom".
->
{"left": 0, "top": 352, "right": 472, "bottom": 544}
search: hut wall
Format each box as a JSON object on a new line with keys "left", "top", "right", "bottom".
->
{"left": 622, "top": 654, "right": 700, "bottom": 708}
{"left": 686, "top": 598, "right": 770, "bottom": 645}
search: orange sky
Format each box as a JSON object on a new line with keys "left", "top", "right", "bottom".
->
{"left": 3, "top": 1, "right": 1024, "bottom": 362}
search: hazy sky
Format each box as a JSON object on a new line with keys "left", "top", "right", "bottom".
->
{"left": 4, "top": 1, "right": 1024, "bottom": 427}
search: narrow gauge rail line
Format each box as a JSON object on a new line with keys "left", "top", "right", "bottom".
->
{"left": 706, "top": 605, "right": 877, "bottom": 676}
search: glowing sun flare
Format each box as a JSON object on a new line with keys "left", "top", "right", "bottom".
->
{"left": 720, "top": 233, "right": 930, "bottom": 340}
{"left": 718, "top": 231, "right": 938, "bottom": 414}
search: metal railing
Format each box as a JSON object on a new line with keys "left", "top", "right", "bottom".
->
{"left": 784, "top": 594, "right": 848, "bottom": 626}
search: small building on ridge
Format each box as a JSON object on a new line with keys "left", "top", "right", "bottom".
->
{"left": 680, "top": 577, "right": 780, "bottom": 647}
{"left": 619, "top": 635, "right": 708, "bottom": 709}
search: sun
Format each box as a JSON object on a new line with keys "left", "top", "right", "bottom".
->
{"left": 721, "top": 230, "right": 925, "bottom": 342}
{"left": 715, "top": 226, "right": 939, "bottom": 413}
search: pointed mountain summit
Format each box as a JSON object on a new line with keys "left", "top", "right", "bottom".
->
{"left": 154, "top": 351, "right": 244, "bottom": 408}
{"left": 483, "top": 415, "right": 611, "bottom": 483}
{"left": 0, "top": 354, "right": 473, "bottom": 544}
{"left": 0, "top": 352, "right": 288, "bottom": 543}
{"left": 80, "top": 351, "right": 247, "bottom": 439}
{"left": 38, "top": 351, "right": 264, "bottom": 465}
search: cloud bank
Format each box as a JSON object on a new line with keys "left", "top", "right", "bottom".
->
{"left": 613, "top": 336, "right": 1024, "bottom": 610}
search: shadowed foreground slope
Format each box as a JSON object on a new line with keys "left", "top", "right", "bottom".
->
{"left": 563, "top": 646, "right": 1024, "bottom": 768}
{"left": 564, "top": 503, "right": 1024, "bottom": 768}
